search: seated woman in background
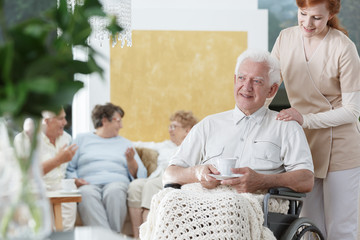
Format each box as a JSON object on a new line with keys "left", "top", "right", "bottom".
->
{"left": 66, "top": 102, "right": 147, "bottom": 233}
{"left": 127, "top": 110, "right": 198, "bottom": 238}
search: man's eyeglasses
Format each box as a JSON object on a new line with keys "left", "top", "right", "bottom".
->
{"left": 168, "top": 124, "right": 183, "bottom": 130}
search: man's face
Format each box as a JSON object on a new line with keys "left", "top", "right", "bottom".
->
{"left": 234, "top": 59, "right": 277, "bottom": 115}
{"left": 46, "top": 109, "right": 67, "bottom": 138}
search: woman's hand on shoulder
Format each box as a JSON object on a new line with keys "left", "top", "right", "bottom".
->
{"left": 276, "top": 107, "right": 304, "bottom": 125}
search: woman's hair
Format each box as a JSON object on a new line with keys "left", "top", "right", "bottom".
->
{"left": 234, "top": 49, "right": 281, "bottom": 85}
{"left": 91, "top": 102, "right": 125, "bottom": 129}
{"left": 170, "top": 111, "right": 198, "bottom": 129}
{"left": 296, "top": 0, "right": 348, "bottom": 36}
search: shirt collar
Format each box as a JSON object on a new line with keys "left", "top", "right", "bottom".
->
{"left": 41, "top": 131, "right": 51, "bottom": 145}
{"left": 233, "top": 105, "right": 267, "bottom": 125}
{"left": 41, "top": 131, "right": 62, "bottom": 147}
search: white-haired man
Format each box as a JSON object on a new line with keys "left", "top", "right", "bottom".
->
{"left": 141, "top": 50, "right": 315, "bottom": 239}
{"left": 14, "top": 108, "right": 78, "bottom": 231}
{"left": 164, "top": 49, "right": 314, "bottom": 194}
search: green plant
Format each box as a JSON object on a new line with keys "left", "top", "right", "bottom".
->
{"left": 0, "top": 0, "right": 122, "bottom": 121}
{"left": 0, "top": 0, "right": 123, "bottom": 238}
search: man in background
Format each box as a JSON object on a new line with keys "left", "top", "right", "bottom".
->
{"left": 14, "top": 108, "right": 78, "bottom": 230}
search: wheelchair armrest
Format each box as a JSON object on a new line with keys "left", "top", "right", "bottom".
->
{"left": 163, "top": 183, "right": 182, "bottom": 189}
{"left": 268, "top": 187, "right": 306, "bottom": 198}
{"left": 263, "top": 187, "right": 306, "bottom": 227}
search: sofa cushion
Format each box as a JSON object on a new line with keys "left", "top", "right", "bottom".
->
{"left": 135, "top": 147, "right": 158, "bottom": 177}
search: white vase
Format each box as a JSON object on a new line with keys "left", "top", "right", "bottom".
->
{"left": 0, "top": 118, "right": 52, "bottom": 240}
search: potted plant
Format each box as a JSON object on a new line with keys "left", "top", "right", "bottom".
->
{"left": 0, "top": 0, "right": 122, "bottom": 238}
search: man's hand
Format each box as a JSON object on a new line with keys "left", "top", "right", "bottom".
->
{"left": 220, "top": 167, "right": 265, "bottom": 193}
{"left": 43, "top": 143, "right": 78, "bottom": 175}
{"left": 194, "top": 164, "right": 221, "bottom": 189}
{"left": 75, "top": 178, "right": 89, "bottom": 188}
{"left": 57, "top": 144, "right": 78, "bottom": 164}
{"left": 276, "top": 107, "right": 304, "bottom": 125}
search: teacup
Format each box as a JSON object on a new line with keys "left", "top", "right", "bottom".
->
{"left": 61, "top": 179, "right": 76, "bottom": 191}
{"left": 216, "top": 157, "right": 237, "bottom": 176}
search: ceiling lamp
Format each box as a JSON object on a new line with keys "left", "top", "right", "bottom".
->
{"left": 66, "top": 0, "right": 132, "bottom": 47}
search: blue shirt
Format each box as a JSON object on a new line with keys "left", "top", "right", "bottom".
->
{"left": 66, "top": 132, "right": 147, "bottom": 185}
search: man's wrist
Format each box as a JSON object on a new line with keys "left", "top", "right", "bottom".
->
{"left": 54, "top": 155, "right": 63, "bottom": 166}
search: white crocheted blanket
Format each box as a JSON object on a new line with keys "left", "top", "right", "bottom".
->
{"left": 140, "top": 183, "right": 289, "bottom": 240}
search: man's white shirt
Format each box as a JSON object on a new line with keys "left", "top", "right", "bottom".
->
{"left": 170, "top": 106, "right": 314, "bottom": 174}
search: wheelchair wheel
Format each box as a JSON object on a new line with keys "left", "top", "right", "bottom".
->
{"left": 280, "top": 217, "right": 324, "bottom": 240}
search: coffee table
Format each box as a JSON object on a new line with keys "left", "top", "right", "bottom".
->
{"left": 47, "top": 191, "right": 82, "bottom": 231}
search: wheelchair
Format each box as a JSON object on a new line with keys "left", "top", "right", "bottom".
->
{"left": 263, "top": 187, "right": 324, "bottom": 240}
{"left": 164, "top": 184, "right": 324, "bottom": 240}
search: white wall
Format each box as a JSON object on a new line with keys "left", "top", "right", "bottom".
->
{"left": 72, "top": 38, "right": 111, "bottom": 138}
{"left": 72, "top": 0, "right": 268, "bottom": 137}
{"left": 132, "top": 0, "right": 267, "bottom": 50}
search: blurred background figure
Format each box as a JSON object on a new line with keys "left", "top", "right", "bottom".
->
{"left": 127, "top": 110, "right": 198, "bottom": 238}
{"left": 14, "top": 109, "right": 78, "bottom": 231}
{"left": 66, "top": 102, "right": 147, "bottom": 233}
{"left": 13, "top": 118, "right": 35, "bottom": 159}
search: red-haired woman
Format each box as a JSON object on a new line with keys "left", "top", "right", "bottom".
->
{"left": 270, "top": 0, "right": 360, "bottom": 239}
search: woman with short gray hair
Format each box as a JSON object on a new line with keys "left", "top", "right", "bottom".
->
{"left": 67, "top": 102, "right": 147, "bottom": 232}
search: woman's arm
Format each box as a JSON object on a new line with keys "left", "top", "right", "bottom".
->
{"left": 277, "top": 91, "right": 360, "bottom": 128}
{"left": 125, "top": 147, "right": 139, "bottom": 178}
{"left": 302, "top": 91, "right": 360, "bottom": 129}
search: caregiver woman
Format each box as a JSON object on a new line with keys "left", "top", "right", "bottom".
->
{"left": 270, "top": 0, "right": 360, "bottom": 239}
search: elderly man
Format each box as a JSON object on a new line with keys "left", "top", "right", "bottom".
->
{"left": 40, "top": 110, "right": 78, "bottom": 179}
{"left": 140, "top": 49, "right": 314, "bottom": 239}
{"left": 163, "top": 49, "right": 314, "bottom": 193}
{"left": 14, "top": 108, "right": 78, "bottom": 231}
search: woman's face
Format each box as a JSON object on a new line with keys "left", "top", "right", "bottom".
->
{"left": 168, "top": 120, "right": 189, "bottom": 146}
{"left": 103, "top": 112, "right": 123, "bottom": 137}
{"left": 298, "top": 2, "right": 333, "bottom": 39}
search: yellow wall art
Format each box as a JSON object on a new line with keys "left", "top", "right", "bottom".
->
{"left": 111, "top": 30, "right": 247, "bottom": 141}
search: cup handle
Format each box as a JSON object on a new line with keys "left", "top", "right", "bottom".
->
{"left": 211, "top": 163, "right": 219, "bottom": 170}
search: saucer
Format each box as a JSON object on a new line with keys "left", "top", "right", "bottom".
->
{"left": 59, "top": 189, "right": 80, "bottom": 194}
{"left": 209, "top": 174, "right": 243, "bottom": 180}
